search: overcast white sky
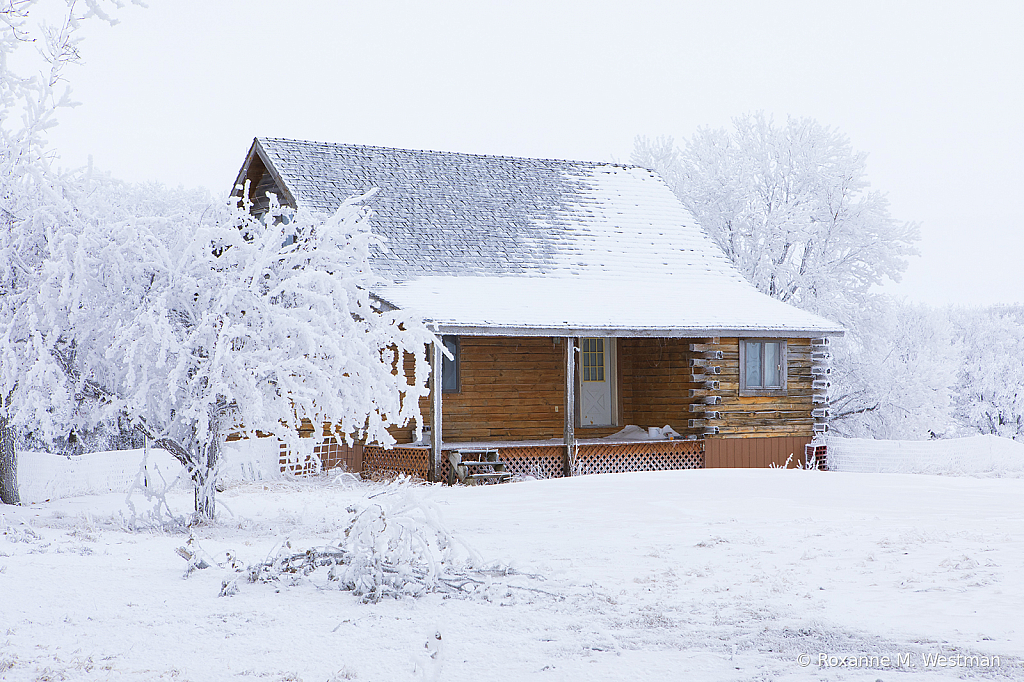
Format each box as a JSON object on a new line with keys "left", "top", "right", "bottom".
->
{"left": 47, "top": 1, "right": 1024, "bottom": 307}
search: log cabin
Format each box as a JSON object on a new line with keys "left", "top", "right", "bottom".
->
{"left": 232, "top": 138, "right": 843, "bottom": 481}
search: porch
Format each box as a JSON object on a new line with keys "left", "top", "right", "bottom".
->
{"left": 384, "top": 334, "right": 821, "bottom": 482}
{"left": 278, "top": 332, "right": 822, "bottom": 481}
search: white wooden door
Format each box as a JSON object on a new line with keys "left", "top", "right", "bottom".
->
{"left": 580, "top": 338, "right": 614, "bottom": 426}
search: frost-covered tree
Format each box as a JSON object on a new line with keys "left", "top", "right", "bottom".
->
{"left": 2, "top": 1, "right": 434, "bottom": 516}
{"left": 1, "top": 0, "right": 132, "bottom": 504}
{"left": 632, "top": 114, "right": 937, "bottom": 437}
{"left": 9, "top": 172, "right": 435, "bottom": 518}
{"left": 829, "top": 301, "right": 956, "bottom": 439}
{"left": 951, "top": 305, "right": 1024, "bottom": 441}
{"left": 40, "top": 186, "right": 434, "bottom": 519}
{"left": 632, "top": 114, "right": 919, "bottom": 321}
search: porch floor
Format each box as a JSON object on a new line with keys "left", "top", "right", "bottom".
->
{"left": 397, "top": 436, "right": 698, "bottom": 450}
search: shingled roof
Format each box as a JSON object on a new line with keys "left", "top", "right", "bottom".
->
{"left": 233, "top": 137, "right": 843, "bottom": 337}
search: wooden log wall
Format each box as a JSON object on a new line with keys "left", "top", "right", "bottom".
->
{"left": 389, "top": 337, "right": 567, "bottom": 443}
{"left": 444, "top": 337, "right": 565, "bottom": 441}
{"left": 568, "top": 336, "right": 724, "bottom": 439}
{"left": 604, "top": 337, "right": 704, "bottom": 438}
{"left": 711, "top": 337, "right": 816, "bottom": 438}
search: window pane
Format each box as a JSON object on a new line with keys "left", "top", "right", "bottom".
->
{"left": 582, "top": 338, "right": 605, "bottom": 382}
{"left": 764, "top": 341, "right": 781, "bottom": 387}
{"left": 745, "top": 341, "right": 762, "bottom": 388}
{"left": 441, "top": 336, "right": 458, "bottom": 392}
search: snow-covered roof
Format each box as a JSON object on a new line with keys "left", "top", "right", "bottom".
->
{"left": 238, "top": 138, "right": 843, "bottom": 337}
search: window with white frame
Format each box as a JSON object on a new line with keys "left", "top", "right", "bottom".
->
{"left": 739, "top": 339, "right": 787, "bottom": 395}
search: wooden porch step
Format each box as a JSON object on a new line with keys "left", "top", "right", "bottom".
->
{"left": 467, "top": 472, "right": 511, "bottom": 480}
{"left": 448, "top": 449, "right": 512, "bottom": 486}
{"left": 457, "top": 450, "right": 499, "bottom": 461}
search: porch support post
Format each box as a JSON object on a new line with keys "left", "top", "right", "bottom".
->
{"left": 430, "top": 340, "right": 444, "bottom": 483}
{"left": 563, "top": 336, "right": 576, "bottom": 477}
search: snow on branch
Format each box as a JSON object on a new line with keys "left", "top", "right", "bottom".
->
{"left": 245, "top": 476, "right": 483, "bottom": 601}
{"left": 179, "top": 477, "right": 555, "bottom": 603}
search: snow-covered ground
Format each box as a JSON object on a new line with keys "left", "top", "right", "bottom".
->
{"left": 2, "top": 468, "right": 1023, "bottom": 681}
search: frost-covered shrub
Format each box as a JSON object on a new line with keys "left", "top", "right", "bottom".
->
{"left": 245, "top": 477, "right": 481, "bottom": 601}
{"left": 333, "top": 476, "right": 476, "bottom": 600}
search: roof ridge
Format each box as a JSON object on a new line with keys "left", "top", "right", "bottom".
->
{"left": 258, "top": 136, "right": 646, "bottom": 171}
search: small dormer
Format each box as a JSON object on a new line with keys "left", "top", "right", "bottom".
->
{"left": 231, "top": 138, "right": 296, "bottom": 221}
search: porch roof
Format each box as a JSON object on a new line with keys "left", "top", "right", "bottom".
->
{"left": 375, "top": 275, "right": 844, "bottom": 337}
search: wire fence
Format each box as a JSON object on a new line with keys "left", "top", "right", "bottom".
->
{"left": 16, "top": 438, "right": 283, "bottom": 504}
{"left": 827, "top": 434, "right": 1024, "bottom": 477}
{"left": 17, "top": 447, "right": 182, "bottom": 504}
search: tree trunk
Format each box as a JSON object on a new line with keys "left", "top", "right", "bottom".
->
{"left": 0, "top": 410, "right": 21, "bottom": 506}
{"left": 193, "top": 435, "right": 220, "bottom": 521}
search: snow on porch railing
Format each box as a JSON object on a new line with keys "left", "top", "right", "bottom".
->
{"left": 826, "top": 435, "right": 1024, "bottom": 477}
